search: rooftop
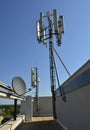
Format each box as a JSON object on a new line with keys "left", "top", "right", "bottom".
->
{"left": 17, "top": 116, "right": 64, "bottom": 130}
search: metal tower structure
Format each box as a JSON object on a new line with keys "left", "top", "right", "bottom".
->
{"left": 31, "top": 67, "right": 40, "bottom": 114}
{"left": 48, "top": 19, "right": 57, "bottom": 118}
{"left": 36, "top": 9, "right": 64, "bottom": 119}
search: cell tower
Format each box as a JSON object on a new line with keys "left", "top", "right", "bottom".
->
{"left": 36, "top": 9, "right": 65, "bottom": 119}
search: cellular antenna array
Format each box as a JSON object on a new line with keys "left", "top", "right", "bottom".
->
{"left": 36, "top": 9, "right": 64, "bottom": 46}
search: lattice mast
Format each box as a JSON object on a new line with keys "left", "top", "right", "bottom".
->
{"left": 36, "top": 9, "right": 64, "bottom": 119}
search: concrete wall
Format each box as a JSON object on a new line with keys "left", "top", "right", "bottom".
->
{"left": 21, "top": 96, "right": 53, "bottom": 118}
{"left": 21, "top": 96, "right": 33, "bottom": 121}
{"left": 55, "top": 60, "right": 90, "bottom": 130}
{"left": 56, "top": 84, "right": 90, "bottom": 130}
{"left": 33, "top": 96, "right": 53, "bottom": 116}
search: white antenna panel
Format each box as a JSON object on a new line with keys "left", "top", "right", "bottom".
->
{"left": 43, "top": 26, "right": 47, "bottom": 45}
{"left": 36, "top": 21, "right": 41, "bottom": 41}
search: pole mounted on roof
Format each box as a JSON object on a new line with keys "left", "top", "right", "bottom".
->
{"left": 31, "top": 67, "right": 40, "bottom": 115}
{"left": 36, "top": 9, "right": 66, "bottom": 119}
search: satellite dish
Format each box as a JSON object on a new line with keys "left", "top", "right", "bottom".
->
{"left": 12, "top": 76, "right": 26, "bottom": 96}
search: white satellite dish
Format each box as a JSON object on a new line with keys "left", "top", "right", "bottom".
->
{"left": 12, "top": 77, "right": 26, "bottom": 96}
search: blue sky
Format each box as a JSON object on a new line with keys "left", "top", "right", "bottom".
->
{"left": 0, "top": 0, "right": 90, "bottom": 104}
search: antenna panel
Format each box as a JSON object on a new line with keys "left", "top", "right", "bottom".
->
{"left": 53, "top": 9, "right": 58, "bottom": 33}
{"left": 46, "top": 11, "right": 50, "bottom": 19}
{"left": 31, "top": 68, "right": 36, "bottom": 87}
{"left": 43, "top": 26, "right": 47, "bottom": 45}
{"left": 60, "top": 16, "right": 64, "bottom": 34}
{"left": 36, "top": 21, "right": 41, "bottom": 42}
{"left": 40, "top": 12, "right": 43, "bottom": 31}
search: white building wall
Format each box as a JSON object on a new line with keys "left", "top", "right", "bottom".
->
{"left": 56, "top": 60, "right": 90, "bottom": 130}
{"left": 56, "top": 84, "right": 90, "bottom": 130}
{"left": 21, "top": 96, "right": 33, "bottom": 121}
{"left": 33, "top": 96, "right": 53, "bottom": 116}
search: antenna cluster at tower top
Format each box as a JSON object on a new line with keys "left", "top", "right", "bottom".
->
{"left": 36, "top": 9, "right": 64, "bottom": 46}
